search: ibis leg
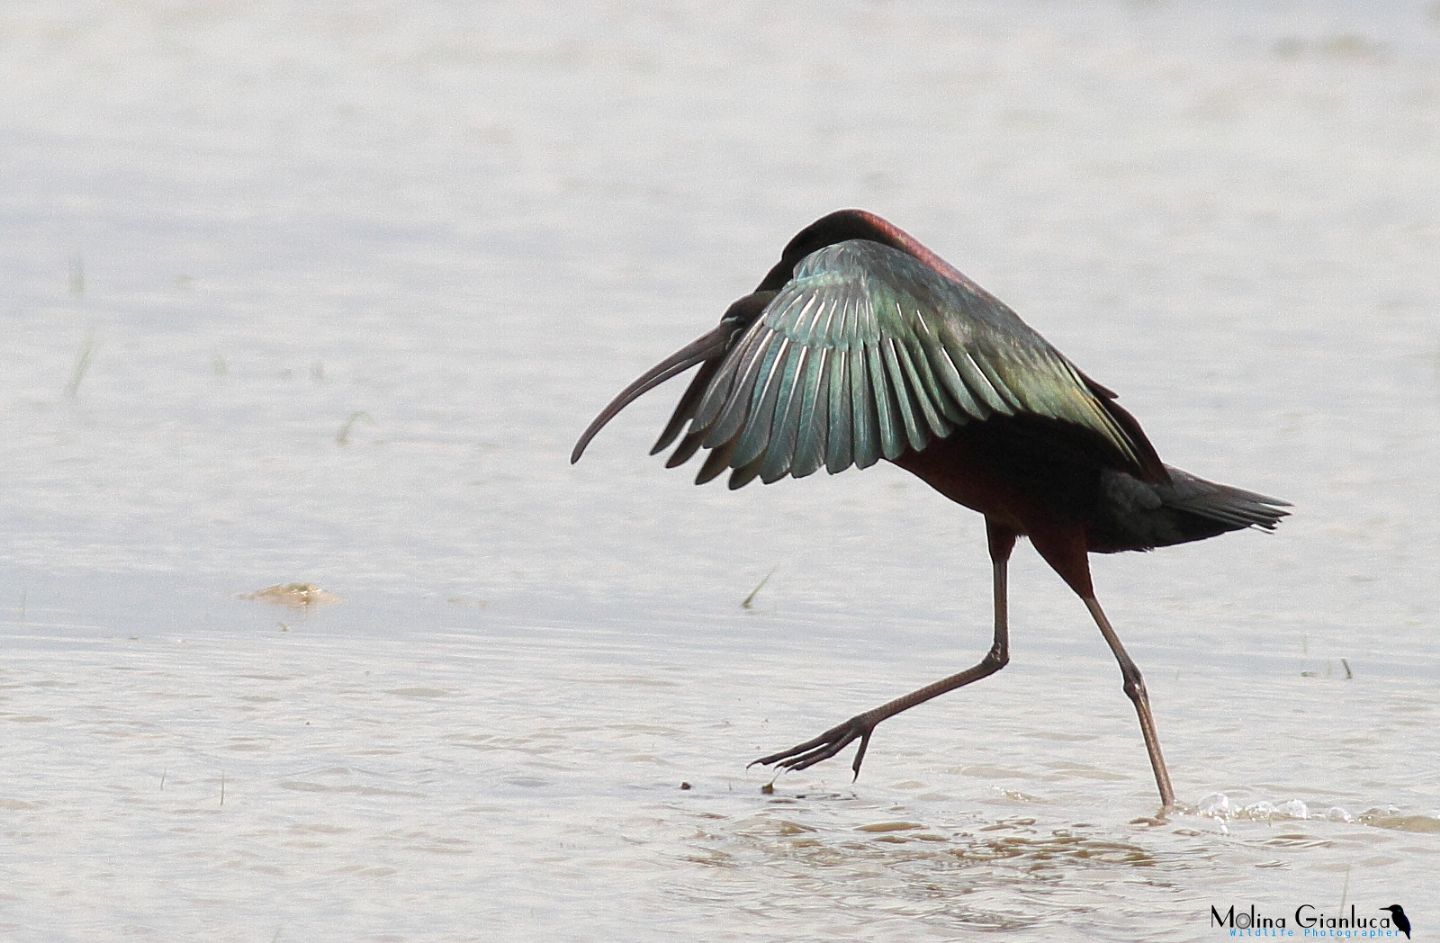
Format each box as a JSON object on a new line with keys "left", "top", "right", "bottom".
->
{"left": 1082, "top": 595, "right": 1176, "bottom": 809}
{"left": 751, "top": 523, "right": 1017, "bottom": 779}
{"left": 1029, "top": 528, "right": 1177, "bottom": 809}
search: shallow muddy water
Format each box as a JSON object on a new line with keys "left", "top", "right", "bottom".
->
{"left": 2, "top": 2, "right": 1439, "bottom": 940}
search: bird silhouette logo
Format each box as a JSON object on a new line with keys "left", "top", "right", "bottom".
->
{"left": 1381, "top": 905, "right": 1411, "bottom": 939}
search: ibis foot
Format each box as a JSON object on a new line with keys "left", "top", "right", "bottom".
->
{"left": 750, "top": 714, "right": 878, "bottom": 779}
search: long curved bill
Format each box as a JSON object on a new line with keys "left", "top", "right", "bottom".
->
{"left": 570, "top": 323, "right": 733, "bottom": 464}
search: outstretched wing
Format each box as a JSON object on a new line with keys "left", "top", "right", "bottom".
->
{"left": 661, "top": 239, "right": 1159, "bottom": 489}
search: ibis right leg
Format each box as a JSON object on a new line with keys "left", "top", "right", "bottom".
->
{"left": 751, "top": 523, "right": 1017, "bottom": 780}
{"left": 1029, "top": 526, "right": 1177, "bottom": 809}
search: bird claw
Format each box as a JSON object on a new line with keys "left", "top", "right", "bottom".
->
{"left": 750, "top": 714, "right": 877, "bottom": 779}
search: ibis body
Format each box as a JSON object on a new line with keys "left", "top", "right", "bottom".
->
{"left": 571, "top": 209, "right": 1288, "bottom": 807}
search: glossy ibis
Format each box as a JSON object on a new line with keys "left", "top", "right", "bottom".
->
{"left": 571, "top": 209, "right": 1288, "bottom": 807}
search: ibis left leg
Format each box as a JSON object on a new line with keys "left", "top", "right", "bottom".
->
{"left": 751, "top": 523, "right": 1018, "bottom": 780}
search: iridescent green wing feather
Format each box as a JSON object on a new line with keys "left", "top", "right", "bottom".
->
{"left": 668, "top": 239, "right": 1152, "bottom": 489}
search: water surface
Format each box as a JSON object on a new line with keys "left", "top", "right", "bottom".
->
{"left": 2, "top": 2, "right": 1438, "bottom": 940}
